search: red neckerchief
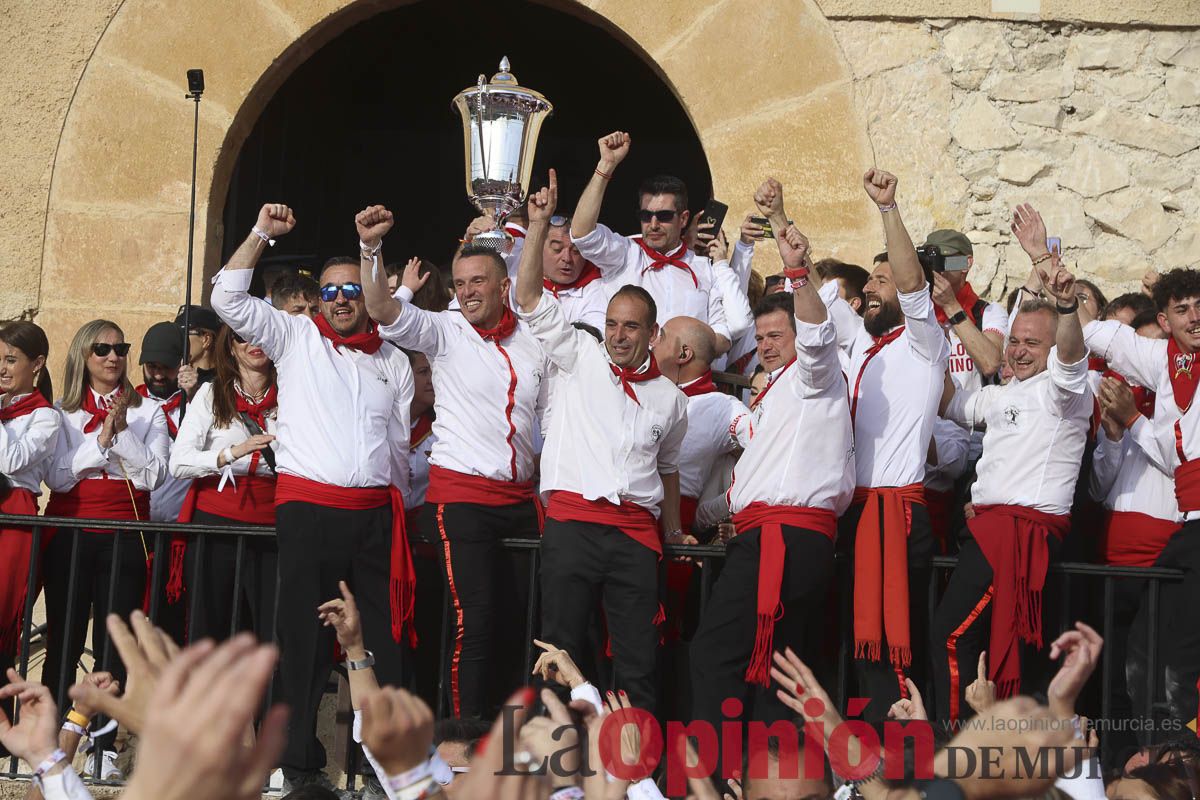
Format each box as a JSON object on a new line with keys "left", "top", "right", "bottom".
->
{"left": 235, "top": 384, "right": 278, "bottom": 430}
{"left": 81, "top": 387, "right": 121, "bottom": 433}
{"left": 610, "top": 354, "right": 662, "bottom": 405}
{"left": 635, "top": 239, "right": 698, "bottom": 288}
{"left": 136, "top": 385, "right": 182, "bottom": 437}
{"left": 1169, "top": 336, "right": 1198, "bottom": 413}
{"left": 680, "top": 370, "right": 719, "bottom": 398}
{"left": 850, "top": 327, "right": 906, "bottom": 422}
{"left": 934, "top": 282, "right": 982, "bottom": 326}
{"left": 472, "top": 306, "right": 518, "bottom": 342}
{"left": 750, "top": 359, "right": 796, "bottom": 410}
{"left": 1088, "top": 357, "right": 1108, "bottom": 373}
{"left": 314, "top": 314, "right": 383, "bottom": 354}
{"left": 544, "top": 262, "right": 603, "bottom": 297}
{"left": 504, "top": 224, "right": 527, "bottom": 239}
{"left": 410, "top": 410, "right": 435, "bottom": 451}
{"left": 0, "top": 391, "right": 51, "bottom": 422}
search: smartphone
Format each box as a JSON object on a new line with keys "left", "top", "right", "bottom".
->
{"left": 943, "top": 255, "right": 971, "bottom": 272}
{"left": 1047, "top": 236, "right": 1062, "bottom": 255}
{"left": 696, "top": 200, "right": 728, "bottom": 238}
{"left": 747, "top": 215, "right": 793, "bottom": 239}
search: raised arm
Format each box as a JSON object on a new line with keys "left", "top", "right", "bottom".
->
{"left": 224, "top": 203, "right": 295, "bottom": 274}
{"left": 932, "top": 272, "right": 1004, "bottom": 377}
{"left": 517, "top": 170, "right": 558, "bottom": 313}
{"left": 570, "top": 131, "right": 630, "bottom": 240}
{"left": 755, "top": 178, "right": 826, "bottom": 326}
{"left": 864, "top": 169, "right": 923, "bottom": 294}
{"left": 356, "top": 205, "right": 402, "bottom": 326}
{"left": 1011, "top": 203, "right": 1052, "bottom": 304}
{"left": 1041, "top": 261, "right": 1085, "bottom": 365}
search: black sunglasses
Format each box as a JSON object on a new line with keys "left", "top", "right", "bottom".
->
{"left": 91, "top": 342, "right": 131, "bottom": 358}
{"left": 638, "top": 209, "right": 677, "bottom": 224}
{"left": 320, "top": 283, "right": 363, "bottom": 302}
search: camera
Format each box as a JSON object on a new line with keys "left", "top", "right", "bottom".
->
{"left": 916, "top": 244, "right": 944, "bottom": 274}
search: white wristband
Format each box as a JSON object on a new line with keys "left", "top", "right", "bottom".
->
{"left": 222, "top": 446, "right": 236, "bottom": 465}
{"left": 251, "top": 226, "right": 276, "bottom": 247}
{"left": 386, "top": 760, "right": 433, "bottom": 793}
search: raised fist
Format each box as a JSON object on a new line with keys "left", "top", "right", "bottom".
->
{"left": 356, "top": 205, "right": 394, "bottom": 247}
{"left": 527, "top": 168, "right": 559, "bottom": 223}
{"left": 598, "top": 131, "right": 631, "bottom": 169}
{"left": 255, "top": 203, "right": 296, "bottom": 239}
{"left": 779, "top": 225, "right": 810, "bottom": 270}
{"left": 753, "top": 178, "right": 784, "bottom": 218}
{"left": 863, "top": 168, "right": 898, "bottom": 207}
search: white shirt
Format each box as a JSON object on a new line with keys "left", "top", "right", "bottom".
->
{"left": 571, "top": 225, "right": 731, "bottom": 341}
{"left": 0, "top": 393, "right": 61, "bottom": 494}
{"left": 378, "top": 304, "right": 548, "bottom": 484}
{"left": 728, "top": 315, "right": 856, "bottom": 515}
{"left": 48, "top": 388, "right": 169, "bottom": 493}
{"left": 925, "top": 417, "right": 971, "bottom": 493}
{"left": 539, "top": 279, "right": 608, "bottom": 330}
{"left": 406, "top": 415, "right": 438, "bottom": 509}
{"left": 1091, "top": 416, "right": 1182, "bottom": 522}
{"left": 210, "top": 268, "right": 413, "bottom": 490}
{"left": 519, "top": 296, "right": 688, "bottom": 515}
{"left": 169, "top": 381, "right": 278, "bottom": 481}
{"left": 945, "top": 348, "right": 1091, "bottom": 515}
{"left": 139, "top": 389, "right": 191, "bottom": 522}
{"left": 676, "top": 382, "right": 751, "bottom": 500}
{"left": 844, "top": 286, "right": 950, "bottom": 488}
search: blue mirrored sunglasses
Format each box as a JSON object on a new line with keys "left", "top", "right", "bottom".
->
{"left": 550, "top": 215, "right": 570, "bottom": 227}
{"left": 320, "top": 283, "right": 363, "bottom": 302}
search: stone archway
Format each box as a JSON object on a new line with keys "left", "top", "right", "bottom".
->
{"left": 38, "top": 0, "right": 876, "bottom": 373}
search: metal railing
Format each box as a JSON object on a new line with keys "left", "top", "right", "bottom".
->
{"left": 0, "top": 512, "right": 1184, "bottom": 784}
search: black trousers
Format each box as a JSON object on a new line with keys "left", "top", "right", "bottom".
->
{"left": 690, "top": 525, "right": 834, "bottom": 731}
{"left": 184, "top": 510, "right": 278, "bottom": 643}
{"left": 928, "top": 535, "right": 1061, "bottom": 723}
{"left": 43, "top": 528, "right": 146, "bottom": 751}
{"left": 275, "top": 501, "right": 410, "bottom": 772}
{"left": 1127, "top": 521, "right": 1200, "bottom": 739}
{"left": 539, "top": 519, "right": 660, "bottom": 713}
{"left": 837, "top": 501, "right": 934, "bottom": 724}
{"left": 422, "top": 500, "right": 538, "bottom": 719}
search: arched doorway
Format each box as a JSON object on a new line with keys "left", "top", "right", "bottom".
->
{"left": 222, "top": 0, "right": 713, "bottom": 278}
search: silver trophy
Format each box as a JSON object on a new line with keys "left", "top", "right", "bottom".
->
{"left": 452, "top": 57, "right": 553, "bottom": 255}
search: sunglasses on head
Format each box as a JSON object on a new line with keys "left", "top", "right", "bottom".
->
{"left": 550, "top": 215, "right": 570, "bottom": 227}
{"left": 320, "top": 283, "right": 363, "bottom": 302}
{"left": 638, "top": 209, "right": 677, "bottom": 224}
{"left": 91, "top": 342, "right": 131, "bottom": 358}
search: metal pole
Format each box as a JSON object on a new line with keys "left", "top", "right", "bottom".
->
{"left": 180, "top": 75, "right": 203, "bottom": 420}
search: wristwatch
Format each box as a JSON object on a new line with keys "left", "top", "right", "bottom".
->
{"left": 346, "top": 650, "right": 375, "bottom": 671}
{"left": 947, "top": 310, "right": 968, "bottom": 326}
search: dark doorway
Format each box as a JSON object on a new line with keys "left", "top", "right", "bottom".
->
{"left": 222, "top": 0, "right": 712, "bottom": 284}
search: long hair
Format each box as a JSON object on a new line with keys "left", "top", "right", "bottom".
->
{"left": 211, "top": 325, "right": 276, "bottom": 428}
{"left": 60, "top": 319, "right": 140, "bottom": 413}
{"left": 0, "top": 320, "right": 53, "bottom": 402}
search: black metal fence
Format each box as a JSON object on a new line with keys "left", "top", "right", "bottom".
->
{"left": 0, "top": 512, "right": 1184, "bottom": 785}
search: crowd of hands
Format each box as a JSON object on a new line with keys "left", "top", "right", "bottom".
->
{"left": 0, "top": 577, "right": 1121, "bottom": 800}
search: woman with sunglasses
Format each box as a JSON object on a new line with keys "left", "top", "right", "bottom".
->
{"left": 43, "top": 319, "right": 168, "bottom": 774}
{"left": 0, "top": 321, "right": 60, "bottom": 676}
{"left": 169, "top": 326, "right": 278, "bottom": 642}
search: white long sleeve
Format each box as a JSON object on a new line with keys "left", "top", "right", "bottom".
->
{"left": 40, "top": 766, "right": 95, "bottom": 800}
{"left": 0, "top": 404, "right": 60, "bottom": 493}
{"left": 711, "top": 259, "right": 753, "bottom": 343}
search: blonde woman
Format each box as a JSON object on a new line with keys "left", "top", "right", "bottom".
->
{"left": 43, "top": 319, "right": 168, "bottom": 778}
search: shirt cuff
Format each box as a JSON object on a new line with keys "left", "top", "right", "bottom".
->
{"left": 213, "top": 267, "right": 254, "bottom": 292}
{"left": 897, "top": 284, "right": 934, "bottom": 319}
{"left": 570, "top": 682, "right": 605, "bottom": 715}
{"left": 627, "top": 778, "right": 666, "bottom": 800}
{"left": 1049, "top": 347, "right": 1090, "bottom": 393}
{"left": 818, "top": 279, "right": 840, "bottom": 306}
{"left": 1082, "top": 319, "right": 1118, "bottom": 359}
{"left": 394, "top": 285, "right": 415, "bottom": 304}
{"left": 40, "top": 767, "right": 91, "bottom": 800}
{"left": 569, "top": 224, "right": 608, "bottom": 251}
{"left": 795, "top": 316, "right": 837, "bottom": 349}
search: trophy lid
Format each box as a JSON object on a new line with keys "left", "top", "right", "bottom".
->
{"left": 452, "top": 57, "right": 551, "bottom": 107}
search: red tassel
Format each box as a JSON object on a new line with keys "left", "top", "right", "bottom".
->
{"left": 141, "top": 553, "right": 154, "bottom": 613}
{"left": 889, "top": 644, "right": 912, "bottom": 670}
{"left": 745, "top": 613, "right": 775, "bottom": 687}
{"left": 165, "top": 537, "right": 187, "bottom": 604}
{"left": 390, "top": 576, "right": 417, "bottom": 647}
{"left": 855, "top": 639, "right": 882, "bottom": 662}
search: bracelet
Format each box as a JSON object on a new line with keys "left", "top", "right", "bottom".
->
{"left": 876, "top": 202, "right": 897, "bottom": 213}
{"left": 1031, "top": 253, "right": 1053, "bottom": 266}
{"left": 594, "top": 167, "right": 613, "bottom": 181}
{"left": 346, "top": 649, "right": 375, "bottom": 671}
{"left": 1124, "top": 410, "right": 1141, "bottom": 430}
{"left": 222, "top": 446, "right": 237, "bottom": 465}
{"left": 33, "top": 749, "right": 67, "bottom": 781}
{"left": 66, "top": 709, "right": 90, "bottom": 728}
{"left": 360, "top": 239, "right": 382, "bottom": 257}
{"left": 1056, "top": 300, "right": 1079, "bottom": 314}
{"left": 61, "top": 721, "right": 89, "bottom": 738}
{"left": 250, "top": 226, "right": 276, "bottom": 247}
{"left": 550, "top": 788, "right": 586, "bottom": 800}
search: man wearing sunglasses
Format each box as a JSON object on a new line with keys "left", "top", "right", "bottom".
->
{"left": 358, "top": 203, "right": 550, "bottom": 721}
{"left": 210, "top": 202, "right": 416, "bottom": 792}
{"left": 570, "top": 131, "right": 733, "bottom": 357}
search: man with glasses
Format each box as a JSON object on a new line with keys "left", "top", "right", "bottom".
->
{"left": 569, "top": 131, "right": 734, "bottom": 356}
{"left": 172, "top": 305, "right": 221, "bottom": 398}
{"left": 210, "top": 202, "right": 415, "bottom": 793}
{"left": 358, "top": 203, "right": 550, "bottom": 720}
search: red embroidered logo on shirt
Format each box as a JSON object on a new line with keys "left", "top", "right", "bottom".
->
{"left": 1174, "top": 352, "right": 1194, "bottom": 380}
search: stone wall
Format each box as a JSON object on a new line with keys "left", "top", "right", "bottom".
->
{"left": 831, "top": 20, "right": 1200, "bottom": 302}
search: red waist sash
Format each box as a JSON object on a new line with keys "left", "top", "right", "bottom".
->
{"left": 546, "top": 490, "right": 661, "bottom": 554}
{"left": 0, "top": 488, "right": 38, "bottom": 655}
{"left": 425, "top": 464, "right": 535, "bottom": 506}
{"left": 1174, "top": 460, "right": 1200, "bottom": 512}
{"left": 45, "top": 478, "right": 150, "bottom": 534}
{"left": 275, "top": 474, "right": 415, "bottom": 646}
{"left": 1101, "top": 510, "right": 1179, "bottom": 568}
{"left": 732, "top": 503, "right": 837, "bottom": 686}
